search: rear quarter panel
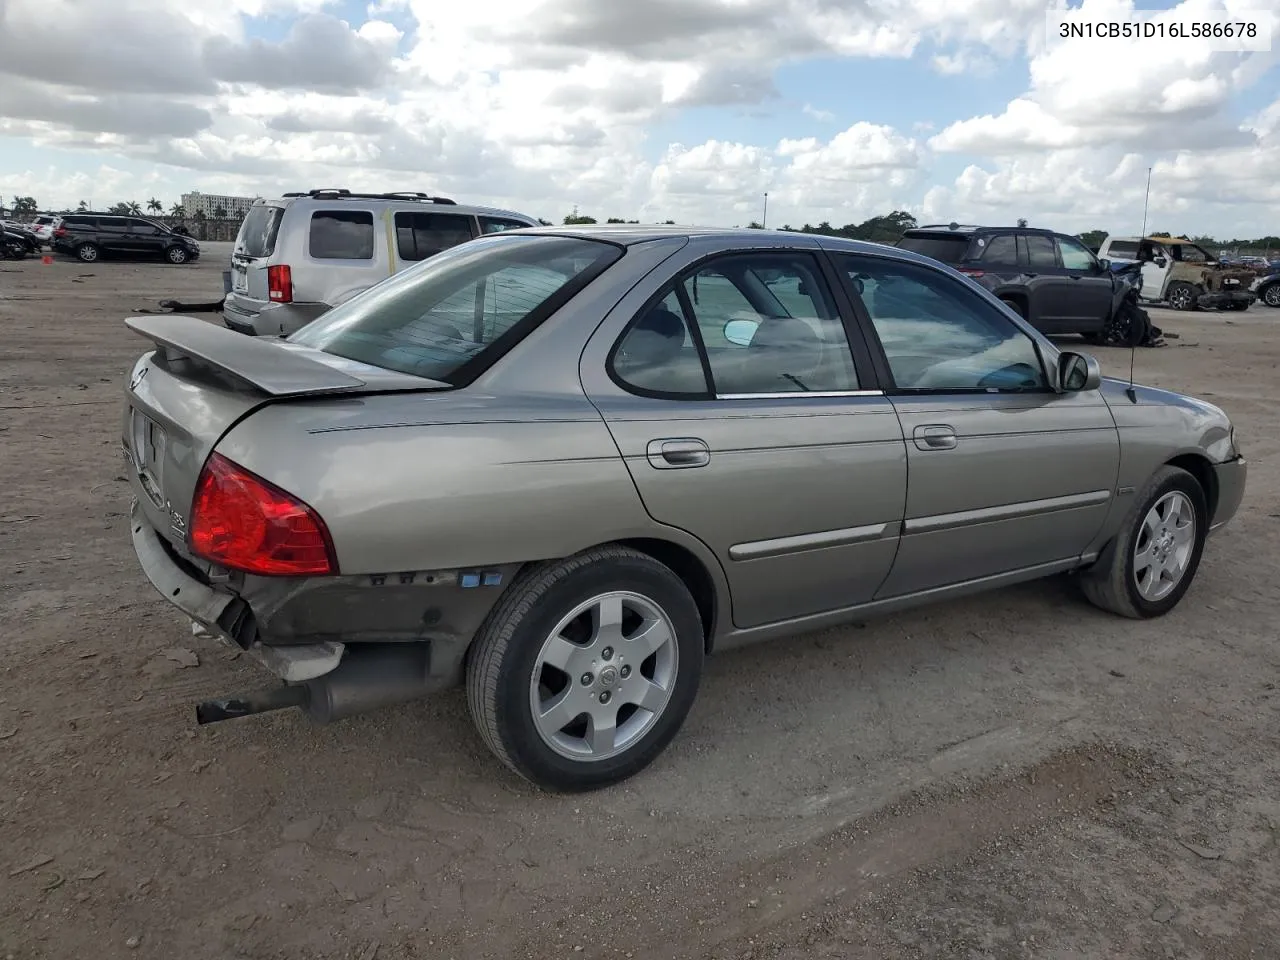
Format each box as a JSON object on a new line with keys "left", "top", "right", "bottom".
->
{"left": 214, "top": 392, "right": 657, "bottom": 575}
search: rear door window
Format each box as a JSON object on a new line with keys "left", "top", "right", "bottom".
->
{"left": 309, "top": 210, "right": 375, "bottom": 260}
{"left": 394, "top": 212, "right": 476, "bottom": 261}
{"left": 1106, "top": 240, "right": 1139, "bottom": 259}
{"left": 896, "top": 233, "right": 972, "bottom": 264}
{"left": 1025, "top": 235, "right": 1058, "bottom": 269}
{"left": 238, "top": 205, "right": 283, "bottom": 258}
{"left": 99, "top": 220, "right": 128, "bottom": 233}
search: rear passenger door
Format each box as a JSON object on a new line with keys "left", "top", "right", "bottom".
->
{"left": 393, "top": 211, "right": 477, "bottom": 270}
{"left": 306, "top": 209, "right": 381, "bottom": 306}
{"left": 580, "top": 244, "right": 907, "bottom": 630}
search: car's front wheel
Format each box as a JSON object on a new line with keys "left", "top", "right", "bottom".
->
{"left": 1263, "top": 284, "right": 1280, "bottom": 308}
{"left": 466, "top": 545, "right": 704, "bottom": 791}
{"left": 1167, "top": 281, "right": 1198, "bottom": 311}
{"left": 1080, "top": 465, "right": 1208, "bottom": 619}
{"left": 165, "top": 245, "right": 189, "bottom": 264}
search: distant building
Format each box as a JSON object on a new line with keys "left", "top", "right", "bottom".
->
{"left": 180, "top": 191, "right": 259, "bottom": 219}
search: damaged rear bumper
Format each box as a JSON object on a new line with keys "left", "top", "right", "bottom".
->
{"left": 1197, "top": 290, "right": 1256, "bottom": 310}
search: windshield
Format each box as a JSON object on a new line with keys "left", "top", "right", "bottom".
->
{"left": 290, "top": 234, "right": 622, "bottom": 385}
{"left": 896, "top": 233, "right": 972, "bottom": 264}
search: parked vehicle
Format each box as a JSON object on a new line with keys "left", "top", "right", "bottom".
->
{"left": 52, "top": 213, "right": 201, "bottom": 265}
{"left": 123, "top": 225, "right": 1247, "bottom": 790}
{"left": 28, "top": 215, "right": 57, "bottom": 242}
{"left": 1254, "top": 269, "right": 1280, "bottom": 308}
{"left": 895, "top": 223, "right": 1142, "bottom": 339}
{"left": 1097, "top": 235, "right": 1256, "bottom": 311}
{"left": 221, "top": 189, "right": 541, "bottom": 337}
{"left": 1, "top": 224, "right": 41, "bottom": 258}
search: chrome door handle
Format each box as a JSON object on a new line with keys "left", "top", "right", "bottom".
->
{"left": 913, "top": 424, "right": 957, "bottom": 451}
{"left": 646, "top": 438, "right": 710, "bottom": 469}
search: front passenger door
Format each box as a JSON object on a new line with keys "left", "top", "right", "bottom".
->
{"left": 1056, "top": 234, "right": 1114, "bottom": 328}
{"left": 831, "top": 252, "right": 1120, "bottom": 599}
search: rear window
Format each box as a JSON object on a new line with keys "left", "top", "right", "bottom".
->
{"left": 896, "top": 233, "right": 972, "bottom": 264}
{"left": 238, "top": 205, "right": 283, "bottom": 258}
{"left": 395, "top": 212, "right": 475, "bottom": 261}
{"left": 309, "top": 210, "right": 374, "bottom": 260}
{"left": 290, "top": 235, "right": 622, "bottom": 385}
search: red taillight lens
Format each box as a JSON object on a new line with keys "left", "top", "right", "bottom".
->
{"left": 958, "top": 266, "right": 984, "bottom": 278}
{"left": 267, "top": 264, "right": 293, "bottom": 303}
{"left": 190, "top": 453, "right": 336, "bottom": 576}
{"left": 55, "top": 226, "right": 66, "bottom": 236}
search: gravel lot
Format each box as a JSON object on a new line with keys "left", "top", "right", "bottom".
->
{"left": 2, "top": 245, "right": 1278, "bottom": 960}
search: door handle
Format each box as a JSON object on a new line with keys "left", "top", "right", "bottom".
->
{"left": 913, "top": 424, "right": 957, "bottom": 451}
{"left": 646, "top": 438, "right": 710, "bottom": 469}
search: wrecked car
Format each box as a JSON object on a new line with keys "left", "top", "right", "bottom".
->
{"left": 1098, "top": 235, "right": 1256, "bottom": 311}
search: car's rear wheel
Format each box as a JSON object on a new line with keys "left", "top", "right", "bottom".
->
{"left": 76, "top": 242, "right": 100, "bottom": 263}
{"left": 1167, "top": 281, "right": 1198, "bottom": 311}
{"left": 466, "top": 545, "right": 704, "bottom": 791}
{"left": 1263, "top": 284, "right": 1280, "bottom": 308}
{"left": 1080, "top": 465, "right": 1207, "bottom": 619}
{"left": 165, "top": 245, "right": 189, "bottom": 264}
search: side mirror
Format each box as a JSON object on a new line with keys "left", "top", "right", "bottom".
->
{"left": 723, "top": 318, "right": 760, "bottom": 346}
{"left": 1057, "top": 351, "right": 1101, "bottom": 393}
{"left": 1097, "top": 257, "right": 1111, "bottom": 272}
{"left": 1154, "top": 256, "right": 1168, "bottom": 268}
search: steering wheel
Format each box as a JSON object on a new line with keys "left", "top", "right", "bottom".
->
{"left": 977, "top": 362, "right": 1042, "bottom": 390}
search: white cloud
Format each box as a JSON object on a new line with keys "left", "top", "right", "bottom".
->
{"left": 0, "top": 0, "right": 1276, "bottom": 238}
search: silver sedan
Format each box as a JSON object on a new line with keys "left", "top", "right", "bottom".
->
{"left": 122, "top": 225, "right": 1247, "bottom": 790}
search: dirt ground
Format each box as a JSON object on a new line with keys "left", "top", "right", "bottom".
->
{"left": 2, "top": 247, "right": 1278, "bottom": 960}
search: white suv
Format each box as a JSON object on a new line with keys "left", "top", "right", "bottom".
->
{"left": 222, "top": 189, "right": 542, "bottom": 337}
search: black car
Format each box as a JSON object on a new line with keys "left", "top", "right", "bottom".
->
{"left": 1256, "top": 270, "right": 1280, "bottom": 308}
{"left": 2, "top": 225, "right": 41, "bottom": 259}
{"left": 52, "top": 214, "right": 201, "bottom": 265}
{"left": 897, "top": 224, "right": 1122, "bottom": 338}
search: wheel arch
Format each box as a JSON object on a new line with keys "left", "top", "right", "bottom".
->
{"left": 614, "top": 537, "right": 721, "bottom": 652}
{"left": 1166, "top": 452, "right": 1218, "bottom": 522}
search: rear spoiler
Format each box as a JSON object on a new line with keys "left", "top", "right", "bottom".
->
{"left": 126, "top": 315, "right": 423, "bottom": 398}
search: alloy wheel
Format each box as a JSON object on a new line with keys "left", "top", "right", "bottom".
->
{"left": 1133, "top": 491, "right": 1196, "bottom": 602}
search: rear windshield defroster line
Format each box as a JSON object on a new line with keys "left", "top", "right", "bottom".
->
{"left": 288, "top": 234, "right": 624, "bottom": 387}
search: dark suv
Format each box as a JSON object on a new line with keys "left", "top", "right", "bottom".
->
{"left": 53, "top": 214, "right": 201, "bottom": 265}
{"left": 897, "top": 224, "right": 1119, "bottom": 338}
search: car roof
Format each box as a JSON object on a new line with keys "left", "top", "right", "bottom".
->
{"left": 907, "top": 224, "right": 1059, "bottom": 237}
{"left": 261, "top": 192, "right": 537, "bottom": 222}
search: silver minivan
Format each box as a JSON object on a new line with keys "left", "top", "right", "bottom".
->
{"left": 221, "top": 189, "right": 542, "bottom": 337}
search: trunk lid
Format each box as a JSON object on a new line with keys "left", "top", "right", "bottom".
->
{"left": 122, "top": 315, "right": 447, "bottom": 550}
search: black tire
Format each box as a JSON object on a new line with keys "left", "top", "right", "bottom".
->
{"left": 1262, "top": 284, "right": 1280, "bottom": 308}
{"left": 999, "top": 297, "right": 1026, "bottom": 320}
{"left": 1079, "top": 465, "right": 1208, "bottom": 619}
{"left": 76, "top": 242, "right": 100, "bottom": 263}
{"left": 466, "top": 545, "right": 705, "bottom": 791}
{"left": 8, "top": 244, "right": 27, "bottom": 260}
{"left": 1166, "top": 281, "right": 1198, "bottom": 311}
{"left": 165, "top": 245, "right": 189, "bottom": 265}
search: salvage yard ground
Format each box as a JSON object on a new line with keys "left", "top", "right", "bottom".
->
{"left": 2, "top": 245, "right": 1279, "bottom": 960}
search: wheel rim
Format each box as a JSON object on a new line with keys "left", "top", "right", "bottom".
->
{"left": 1133, "top": 491, "right": 1196, "bottom": 602}
{"left": 529, "top": 591, "right": 679, "bottom": 763}
{"left": 168, "top": 247, "right": 185, "bottom": 263}
{"left": 1170, "top": 286, "right": 1189, "bottom": 309}
{"left": 1265, "top": 286, "right": 1280, "bottom": 307}
{"left": 80, "top": 245, "right": 97, "bottom": 262}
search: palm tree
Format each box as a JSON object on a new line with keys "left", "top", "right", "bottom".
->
{"left": 126, "top": 201, "right": 142, "bottom": 215}
{"left": 76, "top": 200, "right": 88, "bottom": 212}
{"left": 169, "top": 203, "right": 185, "bottom": 218}
{"left": 146, "top": 198, "right": 162, "bottom": 213}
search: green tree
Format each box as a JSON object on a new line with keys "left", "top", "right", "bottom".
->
{"left": 213, "top": 204, "right": 228, "bottom": 219}
{"left": 170, "top": 203, "right": 185, "bottom": 218}
{"left": 11, "top": 195, "right": 38, "bottom": 218}
{"left": 146, "top": 197, "right": 162, "bottom": 213}
{"left": 76, "top": 199, "right": 89, "bottom": 212}
{"left": 1077, "top": 229, "right": 1108, "bottom": 250}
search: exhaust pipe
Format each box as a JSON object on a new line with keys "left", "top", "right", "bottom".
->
{"left": 195, "top": 643, "right": 435, "bottom": 726}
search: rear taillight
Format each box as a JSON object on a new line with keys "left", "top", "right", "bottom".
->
{"left": 957, "top": 266, "right": 985, "bottom": 278}
{"left": 267, "top": 264, "right": 293, "bottom": 303}
{"left": 190, "top": 453, "right": 336, "bottom": 576}
{"left": 54, "top": 226, "right": 66, "bottom": 237}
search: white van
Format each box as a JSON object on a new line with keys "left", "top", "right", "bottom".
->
{"left": 222, "top": 189, "right": 541, "bottom": 337}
